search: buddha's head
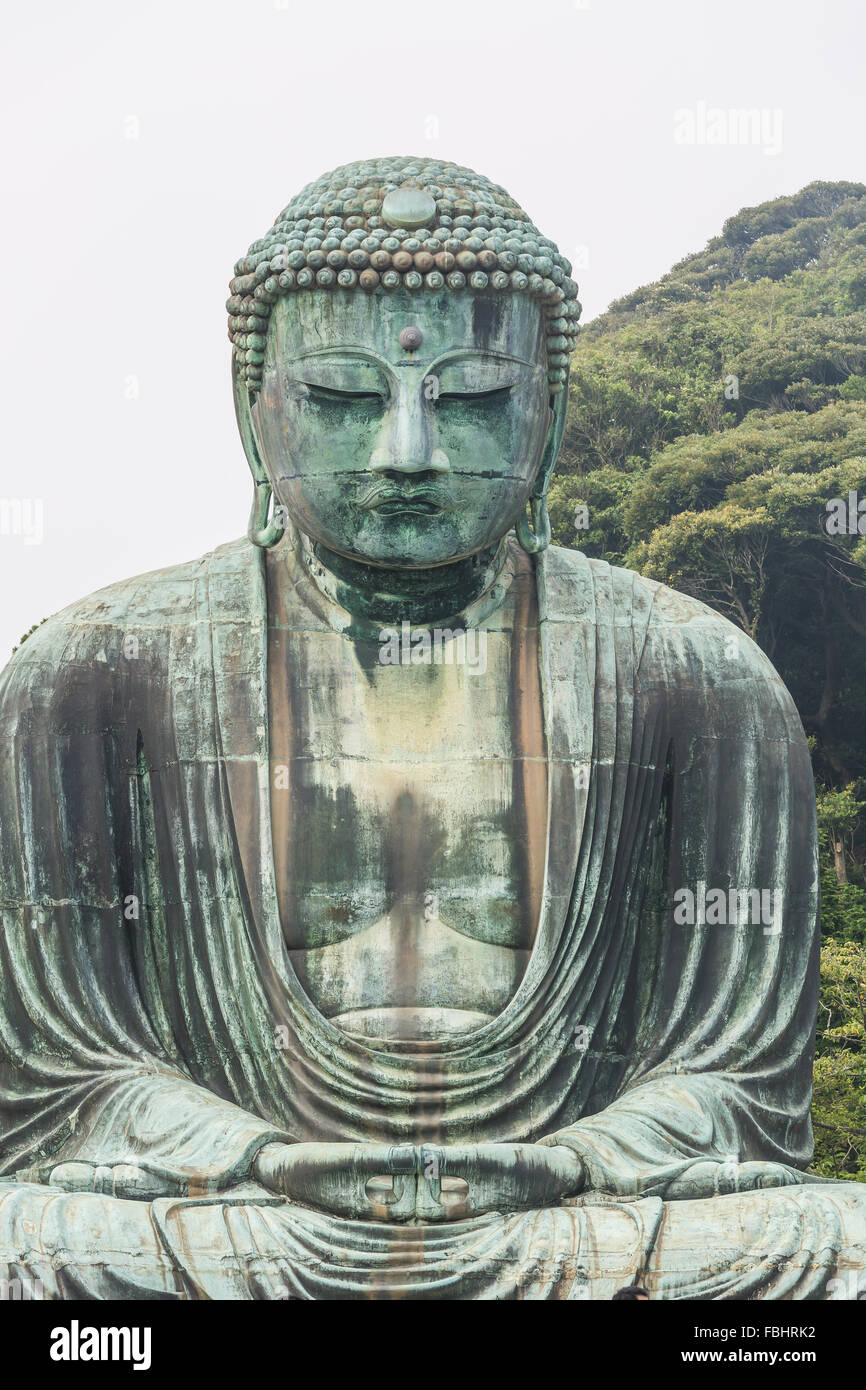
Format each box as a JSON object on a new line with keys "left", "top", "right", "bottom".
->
{"left": 229, "top": 158, "right": 580, "bottom": 567}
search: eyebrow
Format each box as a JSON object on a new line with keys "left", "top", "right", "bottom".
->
{"left": 284, "top": 344, "right": 541, "bottom": 375}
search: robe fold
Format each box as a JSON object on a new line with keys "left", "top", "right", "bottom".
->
{"left": 1, "top": 533, "right": 861, "bottom": 1299}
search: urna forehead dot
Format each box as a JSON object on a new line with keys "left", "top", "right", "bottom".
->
{"left": 381, "top": 187, "right": 437, "bottom": 229}
{"left": 399, "top": 326, "right": 423, "bottom": 352}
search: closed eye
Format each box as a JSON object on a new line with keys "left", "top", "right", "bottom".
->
{"left": 306, "top": 384, "right": 384, "bottom": 403}
{"left": 436, "top": 386, "right": 513, "bottom": 403}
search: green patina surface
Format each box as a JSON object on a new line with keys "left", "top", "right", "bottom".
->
{"left": 0, "top": 156, "right": 864, "bottom": 1299}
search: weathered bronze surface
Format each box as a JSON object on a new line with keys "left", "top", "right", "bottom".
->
{"left": 0, "top": 156, "right": 864, "bottom": 1299}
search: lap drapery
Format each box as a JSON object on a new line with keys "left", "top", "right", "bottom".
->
{"left": 2, "top": 1180, "right": 864, "bottom": 1300}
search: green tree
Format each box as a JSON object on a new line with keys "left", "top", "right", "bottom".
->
{"left": 812, "top": 940, "right": 866, "bottom": 1180}
{"left": 817, "top": 783, "right": 866, "bottom": 885}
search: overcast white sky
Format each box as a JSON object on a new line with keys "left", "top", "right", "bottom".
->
{"left": 1, "top": 0, "right": 864, "bottom": 661}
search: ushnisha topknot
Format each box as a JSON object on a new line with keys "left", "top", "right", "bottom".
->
{"left": 227, "top": 156, "right": 581, "bottom": 397}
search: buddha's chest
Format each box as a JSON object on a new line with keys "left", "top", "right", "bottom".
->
{"left": 266, "top": 575, "right": 546, "bottom": 1039}
{"left": 286, "top": 686, "right": 534, "bottom": 919}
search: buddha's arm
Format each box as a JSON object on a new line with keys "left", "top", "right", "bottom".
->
{"left": 0, "top": 623, "right": 289, "bottom": 1197}
{"left": 540, "top": 604, "right": 820, "bottom": 1201}
{"left": 11, "top": 1071, "right": 290, "bottom": 1197}
{"left": 538, "top": 1077, "right": 809, "bottom": 1200}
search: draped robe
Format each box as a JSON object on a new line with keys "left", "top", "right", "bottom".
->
{"left": 1, "top": 534, "right": 864, "bottom": 1299}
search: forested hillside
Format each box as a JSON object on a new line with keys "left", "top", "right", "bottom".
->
{"left": 555, "top": 180, "right": 866, "bottom": 1178}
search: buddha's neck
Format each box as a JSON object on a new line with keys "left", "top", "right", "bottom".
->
{"left": 300, "top": 535, "right": 512, "bottom": 629}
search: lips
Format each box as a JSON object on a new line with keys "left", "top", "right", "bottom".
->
{"left": 372, "top": 498, "right": 442, "bottom": 516}
{"left": 358, "top": 483, "right": 454, "bottom": 515}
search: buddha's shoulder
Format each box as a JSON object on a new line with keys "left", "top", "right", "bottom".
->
{"left": 543, "top": 545, "right": 785, "bottom": 687}
{"left": 545, "top": 545, "right": 724, "bottom": 619}
{"left": 0, "top": 537, "right": 255, "bottom": 694}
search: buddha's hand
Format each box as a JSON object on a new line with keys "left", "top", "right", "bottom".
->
{"left": 411, "top": 1142, "right": 585, "bottom": 1222}
{"left": 252, "top": 1141, "right": 418, "bottom": 1220}
{"left": 46, "top": 1162, "right": 176, "bottom": 1201}
{"left": 664, "top": 1159, "right": 805, "bottom": 1201}
{"left": 252, "top": 1140, "right": 584, "bottom": 1222}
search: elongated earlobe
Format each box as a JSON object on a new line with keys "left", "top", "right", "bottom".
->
{"left": 515, "top": 383, "right": 568, "bottom": 555}
{"left": 516, "top": 496, "right": 552, "bottom": 554}
{"left": 247, "top": 479, "right": 286, "bottom": 549}
{"left": 233, "top": 362, "right": 286, "bottom": 549}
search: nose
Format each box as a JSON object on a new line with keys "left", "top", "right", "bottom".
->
{"left": 368, "top": 379, "right": 451, "bottom": 477}
{"left": 369, "top": 446, "right": 450, "bottom": 476}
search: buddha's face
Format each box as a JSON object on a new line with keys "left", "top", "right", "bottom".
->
{"left": 249, "top": 289, "right": 553, "bottom": 567}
